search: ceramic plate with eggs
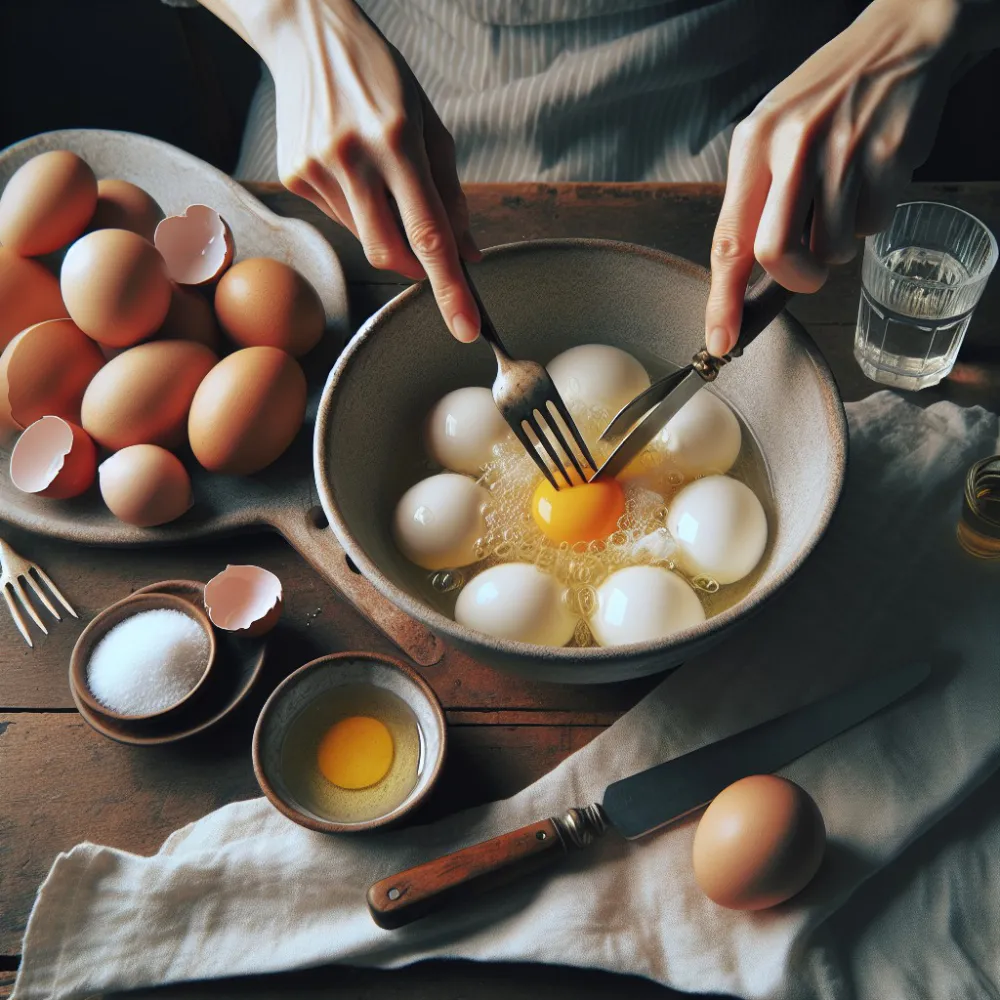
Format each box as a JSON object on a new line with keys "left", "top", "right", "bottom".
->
{"left": 388, "top": 343, "right": 773, "bottom": 651}
{"left": 0, "top": 129, "right": 347, "bottom": 546}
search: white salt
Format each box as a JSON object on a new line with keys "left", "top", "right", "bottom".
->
{"left": 86, "top": 608, "right": 210, "bottom": 715}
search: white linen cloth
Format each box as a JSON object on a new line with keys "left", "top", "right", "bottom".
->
{"left": 13, "top": 391, "right": 1000, "bottom": 1000}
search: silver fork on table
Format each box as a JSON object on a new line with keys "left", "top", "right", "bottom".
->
{"left": 461, "top": 261, "right": 596, "bottom": 489}
{"left": 0, "top": 538, "right": 77, "bottom": 647}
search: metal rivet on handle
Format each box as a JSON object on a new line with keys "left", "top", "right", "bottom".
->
{"left": 387, "top": 887, "right": 400, "bottom": 901}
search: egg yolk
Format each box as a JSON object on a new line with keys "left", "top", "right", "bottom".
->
{"left": 316, "top": 716, "right": 394, "bottom": 790}
{"left": 531, "top": 476, "right": 627, "bottom": 545}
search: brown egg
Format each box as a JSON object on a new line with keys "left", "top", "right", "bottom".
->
{"left": 0, "top": 318, "right": 105, "bottom": 443}
{"left": 188, "top": 346, "right": 306, "bottom": 475}
{"left": 156, "top": 284, "right": 221, "bottom": 352}
{"left": 10, "top": 416, "right": 97, "bottom": 499}
{"left": 154, "top": 205, "right": 234, "bottom": 286}
{"left": 0, "top": 248, "right": 67, "bottom": 352}
{"left": 98, "top": 444, "right": 192, "bottom": 527}
{"left": 692, "top": 775, "right": 826, "bottom": 911}
{"left": 81, "top": 340, "right": 217, "bottom": 451}
{"left": 90, "top": 179, "right": 163, "bottom": 241}
{"left": 214, "top": 257, "right": 324, "bottom": 357}
{"left": 60, "top": 229, "right": 171, "bottom": 347}
{"left": 0, "top": 150, "right": 97, "bottom": 256}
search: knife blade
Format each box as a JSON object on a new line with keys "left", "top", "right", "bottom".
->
{"left": 367, "top": 660, "right": 930, "bottom": 929}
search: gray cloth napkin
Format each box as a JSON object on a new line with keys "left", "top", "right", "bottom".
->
{"left": 14, "top": 392, "right": 1000, "bottom": 1000}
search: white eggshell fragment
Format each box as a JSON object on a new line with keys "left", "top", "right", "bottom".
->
{"left": 424, "top": 386, "right": 512, "bottom": 475}
{"left": 154, "top": 204, "right": 234, "bottom": 286}
{"left": 547, "top": 344, "right": 650, "bottom": 417}
{"left": 660, "top": 390, "right": 742, "bottom": 477}
{"left": 10, "top": 416, "right": 96, "bottom": 499}
{"left": 456, "top": 563, "right": 577, "bottom": 646}
{"left": 204, "top": 564, "right": 283, "bottom": 637}
{"left": 392, "top": 473, "right": 489, "bottom": 570}
{"left": 590, "top": 566, "right": 705, "bottom": 647}
{"left": 667, "top": 475, "right": 768, "bottom": 585}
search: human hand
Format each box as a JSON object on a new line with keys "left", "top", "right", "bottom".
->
{"left": 705, "top": 0, "right": 973, "bottom": 357}
{"left": 201, "top": 0, "right": 481, "bottom": 342}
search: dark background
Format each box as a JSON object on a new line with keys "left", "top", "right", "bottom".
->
{"left": 1, "top": 0, "right": 999, "bottom": 182}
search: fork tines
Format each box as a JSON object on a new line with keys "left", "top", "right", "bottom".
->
{"left": 515, "top": 395, "right": 597, "bottom": 490}
{"left": 2, "top": 564, "right": 77, "bottom": 648}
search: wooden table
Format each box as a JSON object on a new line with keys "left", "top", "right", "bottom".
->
{"left": 2, "top": 182, "right": 998, "bottom": 1000}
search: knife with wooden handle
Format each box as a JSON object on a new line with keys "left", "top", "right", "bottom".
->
{"left": 367, "top": 661, "right": 930, "bottom": 929}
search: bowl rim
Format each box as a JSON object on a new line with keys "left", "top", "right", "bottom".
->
{"left": 314, "top": 238, "right": 848, "bottom": 672}
{"left": 252, "top": 650, "right": 448, "bottom": 834}
{"left": 69, "top": 591, "right": 217, "bottom": 721}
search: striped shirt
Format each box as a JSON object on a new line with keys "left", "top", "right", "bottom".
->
{"left": 236, "top": 0, "right": 851, "bottom": 183}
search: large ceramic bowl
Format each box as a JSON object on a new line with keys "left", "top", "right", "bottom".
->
{"left": 315, "top": 241, "right": 847, "bottom": 683}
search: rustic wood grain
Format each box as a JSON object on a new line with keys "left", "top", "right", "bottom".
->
{"left": 3, "top": 182, "right": 998, "bottom": 1000}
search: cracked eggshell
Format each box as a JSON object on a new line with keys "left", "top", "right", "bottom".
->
{"left": 61, "top": 228, "right": 172, "bottom": 347}
{"left": 0, "top": 150, "right": 97, "bottom": 256}
{"left": 0, "top": 249, "right": 67, "bottom": 353}
{"left": 10, "top": 416, "right": 96, "bottom": 499}
{"left": 81, "top": 339, "right": 217, "bottom": 452}
{"left": 0, "top": 319, "right": 105, "bottom": 445}
{"left": 98, "top": 444, "right": 193, "bottom": 527}
{"left": 89, "top": 179, "right": 163, "bottom": 242}
{"left": 203, "top": 564, "right": 282, "bottom": 636}
{"left": 154, "top": 205, "right": 234, "bottom": 286}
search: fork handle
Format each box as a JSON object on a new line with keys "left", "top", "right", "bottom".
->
{"left": 460, "top": 260, "right": 510, "bottom": 360}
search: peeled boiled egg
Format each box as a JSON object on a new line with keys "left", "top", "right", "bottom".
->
{"left": 188, "top": 346, "right": 307, "bottom": 475}
{"left": 0, "top": 249, "right": 67, "bottom": 352}
{"left": 90, "top": 179, "right": 162, "bottom": 241}
{"left": 0, "top": 319, "right": 104, "bottom": 443}
{"left": 392, "top": 473, "right": 488, "bottom": 570}
{"left": 214, "top": 257, "right": 324, "bottom": 357}
{"left": 692, "top": 775, "right": 826, "bottom": 910}
{"left": 0, "top": 150, "right": 97, "bottom": 255}
{"left": 667, "top": 475, "right": 768, "bottom": 585}
{"left": 81, "top": 340, "right": 217, "bottom": 451}
{"left": 547, "top": 344, "right": 650, "bottom": 418}
{"left": 590, "top": 565, "right": 704, "bottom": 647}
{"left": 424, "top": 386, "right": 512, "bottom": 475}
{"left": 154, "top": 205, "right": 234, "bottom": 286}
{"left": 98, "top": 444, "right": 193, "bottom": 527}
{"left": 156, "top": 285, "right": 221, "bottom": 352}
{"left": 661, "top": 390, "right": 742, "bottom": 477}
{"left": 531, "top": 476, "right": 626, "bottom": 546}
{"left": 10, "top": 416, "right": 97, "bottom": 499}
{"left": 204, "top": 564, "right": 283, "bottom": 636}
{"left": 61, "top": 229, "right": 172, "bottom": 347}
{"left": 455, "top": 563, "right": 577, "bottom": 646}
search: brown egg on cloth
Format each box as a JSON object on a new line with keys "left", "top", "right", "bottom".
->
{"left": 89, "top": 179, "right": 163, "bottom": 242}
{"left": 154, "top": 205, "right": 234, "bottom": 286}
{"left": 10, "top": 416, "right": 97, "bottom": 499}
{"left": 0, "top": 150, "right": 97, "bottom": 256}
{"left": 204, "top": 565, "right": 282, "bottom": 636}
{"left": 61, "top": 229, "right": 171, "bottom": 347}
{"left": 0, "top": 248, "right": 67, "bottom": 352}
{"left": 156, "top": 284, "right": 221, "bottom": 352}
{"left": 188, "top": 346, "right": 306, "bottom": 475}
{"left": 0, "top": 318, "right": 104, "bottom": 444}
{"left": 99, "top": 444, "right": 192, "bottom": 527}
{"left": 81, "top": 340, "right": 217, "bottom": 451}
{"left": 692, "top": 774, "right": 826, "bottom": 910}
{"left": 214, "top": 257, "right": 324, "bottom": 357}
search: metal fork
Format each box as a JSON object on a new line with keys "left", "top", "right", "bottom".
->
{"left": 461, "top": 261, "right": 596, "bottom": 489}
{"left": 0, "top": 538, "right": 77, "bottom": 647}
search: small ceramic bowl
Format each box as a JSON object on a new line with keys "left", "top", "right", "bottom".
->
{"left": 253, "top": 651, "right": 447, "bottom": 834}
{"left": 70, "top": 592, "right": 217, "bottom": 722}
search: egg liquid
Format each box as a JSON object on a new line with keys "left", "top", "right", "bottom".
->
{"left": 423, "top": 384, "right": 774, "bottom": 646}
{"left": 280, "top": 685, "right": 422, "bottom": 824}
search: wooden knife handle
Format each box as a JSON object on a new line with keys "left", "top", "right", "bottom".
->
{"left": 367, "top": 805, "right": 608, "bottom": 929}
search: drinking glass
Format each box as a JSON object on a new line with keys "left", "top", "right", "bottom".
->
{"left": 854, "top": 202, "right": 997, "bottom": 390}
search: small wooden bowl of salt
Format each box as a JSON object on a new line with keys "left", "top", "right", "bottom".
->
{"left": 70, "top": 593, "right": 217, "bottom": 722}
